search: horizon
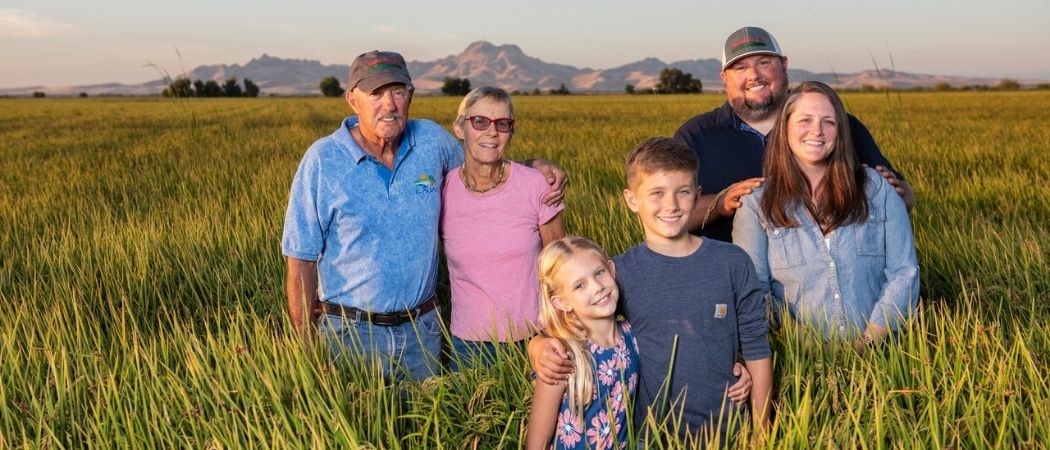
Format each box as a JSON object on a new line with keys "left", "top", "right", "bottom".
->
{"left": 2, "top": 0, "right": 1049, "bottom": 88}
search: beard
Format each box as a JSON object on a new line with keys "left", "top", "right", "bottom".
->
{"left": 730, "top": 67, "right": 789, "bottom": 122}
{"left": 730, "top": 87, "right": 787, "bottom": 122}
{"left": 732, "top": 95, "right": 778, "bottom": 121}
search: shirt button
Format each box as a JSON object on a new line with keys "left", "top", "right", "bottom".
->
{"left": 773, "top": 230, "right": 780, "bottom": 235}
{"left": 829, "top": 262, "right": 836, "bottom": 268}
{"left": 834, "top": 294, "right": 840, "bottom": 299}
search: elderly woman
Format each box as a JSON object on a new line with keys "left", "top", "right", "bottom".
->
{"left": 441, "top": 86, "right": 565, "bottom": 369}
{"left": 732, "top": 81, "right": 919, "bottom": 350}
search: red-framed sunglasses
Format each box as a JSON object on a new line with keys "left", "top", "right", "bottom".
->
{"left": 465, "top": 115, "right": 515, "bottom": 133}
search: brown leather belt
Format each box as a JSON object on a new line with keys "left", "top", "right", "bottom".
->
{"left": 319, "top": 295, "right": 437, "bottom": 326}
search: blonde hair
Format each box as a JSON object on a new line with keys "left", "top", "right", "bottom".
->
{"left": 537, "top": 236, "right": 611, "bottom": 423}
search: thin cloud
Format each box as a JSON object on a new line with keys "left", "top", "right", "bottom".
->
{"left": 0, "top": 9, "right": 74, "bottom": 38}
{"left": 372, "top": 25, "right": 395, "bottom": 34}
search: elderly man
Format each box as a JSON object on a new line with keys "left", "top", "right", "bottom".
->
{"left": 282, "top": 50, "right": 565, "bottom": 381}
{"left": 675, "top": 26, "right": 915, "bottom": 243}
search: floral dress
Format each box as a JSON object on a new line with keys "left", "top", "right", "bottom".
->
{"left": 552, "top": 320, "right": 640, "bottom": 450}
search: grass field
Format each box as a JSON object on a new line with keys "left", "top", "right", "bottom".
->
{"left": 1, "top": 92, "right": 1048, "bottom": 448}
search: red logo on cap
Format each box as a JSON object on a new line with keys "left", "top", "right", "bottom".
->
{"left": 730, "top": 37, "right": 769, "bottom": 53}
{"left": 368, "top": 57, "right": 403, "bottom": 72}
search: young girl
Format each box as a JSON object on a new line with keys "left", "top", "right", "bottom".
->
{"left": 526, "top": 236, "right": 639, "bottom": 450}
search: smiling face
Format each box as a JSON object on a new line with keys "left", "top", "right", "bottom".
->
{"left": 623, "top": 169, "right": 699, "bottom": 245}
{"left": 786, "top": 92, "right": 838, "bottom": 170}
{"left": 453, "top": 97, "right": 514, "bottom": 166}
{"left": 347, "top": 83, "right": 412, "bottom": 144}
{"left": 721, "top": 54, "right": 789, "bottom": 122}
{"left": 551, "top": 250, "right": 619, "bottom": 323}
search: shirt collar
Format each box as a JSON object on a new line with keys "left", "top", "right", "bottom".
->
{"left": 717, "top": 101, "right": 769, "bottom": 146}
{"left": 714, "top": 101, "right": 738, "bottom": 128}
{"left": 334, "top": 116, "right": 415, "bottom": 164}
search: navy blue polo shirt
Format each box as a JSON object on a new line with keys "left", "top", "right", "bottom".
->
{"left": 674, "top": 101, "right": 899, "bottom": 243}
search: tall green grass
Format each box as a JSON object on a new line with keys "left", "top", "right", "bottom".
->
{"left": 1, "top": 93, "right": 1047, "bottom": 448}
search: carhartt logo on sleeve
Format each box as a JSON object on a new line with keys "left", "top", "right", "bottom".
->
{"left": 714, "top": 304, "right": 727, "bottom": 319}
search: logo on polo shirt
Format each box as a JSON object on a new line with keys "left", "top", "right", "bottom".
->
{"left": 414, "top": 173, "right": 437, "bottom": 194}
{"left": 714, "top": 304, "right": 727, "bottom": 319}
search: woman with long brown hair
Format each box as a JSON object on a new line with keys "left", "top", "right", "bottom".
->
{"left": 732, "top": 81, "right": 919, "bottom": 350}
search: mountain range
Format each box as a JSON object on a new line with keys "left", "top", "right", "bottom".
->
{"left": 2, "top": 40, "right": 1019, "bottom": 96}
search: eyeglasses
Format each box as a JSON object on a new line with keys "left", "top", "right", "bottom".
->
{"left": 465, "top": 115, "right": 515, "bottom": 133}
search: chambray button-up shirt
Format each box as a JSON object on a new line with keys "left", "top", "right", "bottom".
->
{"left": 282, "top": 116, "right": 463, "bottom": 314}
{"left": 732, "top": 168, "right": 920, "bottom": 337}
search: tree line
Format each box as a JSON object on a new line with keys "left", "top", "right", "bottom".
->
{"left": 163, "top": 77, "right": 260, "bottom": 98}
{"left": 154, "top": 73, "right": 1045, "bottom": 99}
{"left": 437, "top": 67, "right": 704, "bottom": 97}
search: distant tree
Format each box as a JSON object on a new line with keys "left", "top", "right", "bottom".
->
{"left": 859, "top": 84, "right": 878, "bottom": 93}
{"left": 625, "top": 84, "right": 635, "bottom": 95}
{"left": 441, "top": 76, "right": 471, "bottom": 96}
{"left": 531, "top": 87, "right": 541, "bottom": 96}
{"left": 932, "top": 82, "right": 953, "bottom": 92}
{"left": 162, "top": 77, "right": 193, "bottom": 98}
{"left": 193, "top": 79, "right": 205, "bottom": 97}
{"left": 549, "top": 83, "right": 570, "bottom": 95}
{"left": 222, "top": 77, "right": 242, "bottom": 97}
{"left": 511, "top": 89, "right": 524, "bottom": 96}
{"left": 997, "top": 79, "right": 1020, "bottom": 91}
{"left": 79, "top": 92, "right": 88, "bottom": 98}
{"left": 32, "top": 91, "right": 46, "bottom": 98}
{"left": 243, "top": 78, "right": 260, "bottom": 97}
{"left": 1035, "top": 83, "right": 1050, "bottom": 90}
{"left": 655, "top": 67, "right": 702, "bottom": 94}
{"left": 202, "top": 80, "right": 222, "bottom": 97}
{"left": 320, "top": 76, "right": 345, "bottom": 97}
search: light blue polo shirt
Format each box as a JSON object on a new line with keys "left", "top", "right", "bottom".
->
{"left": 282, "top": 116, "right": 463, "bottom": 313}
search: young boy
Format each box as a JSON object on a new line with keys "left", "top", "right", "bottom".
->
{"left": 528, "top": 137, "right": 772, "bottom": 441}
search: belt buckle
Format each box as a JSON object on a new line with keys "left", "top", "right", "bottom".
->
{"left": 350, "top": 307, "right": 367, "bottom": 325}
{"left": 383, "top": 311, "right": 403, "bottom": 326}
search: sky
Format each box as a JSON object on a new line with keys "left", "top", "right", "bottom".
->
{"left": 3, "top": 0, "right": 1049, "bottom": 88}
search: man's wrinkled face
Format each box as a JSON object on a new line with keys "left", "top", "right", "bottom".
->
{"left": 348, "top": 83, "right": 412, "bottom": 143}
{"left": 721, "top": 54, "right": 788, "bottom": 122}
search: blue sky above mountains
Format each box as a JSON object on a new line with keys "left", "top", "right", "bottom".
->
{"left": 2, "top": 0, "right": 1048, "bottom": 87}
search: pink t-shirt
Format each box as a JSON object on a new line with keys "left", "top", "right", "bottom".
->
{"left": 440, "top": 162, "right": 563, "bottom": 342}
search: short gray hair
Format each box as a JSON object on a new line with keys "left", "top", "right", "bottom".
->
{"left": 454, "top": 86, "right": 515, "bottom": 127}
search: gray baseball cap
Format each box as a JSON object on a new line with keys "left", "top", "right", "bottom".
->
{"left": 721, "top": 27, "right": 784, "bottom": 70}
{"left": 348, "top": 50, "right": 413, "bottom": 93}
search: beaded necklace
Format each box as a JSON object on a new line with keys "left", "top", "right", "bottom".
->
{"left": 461, "top": 161, "right": 506, "bottom": 194}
